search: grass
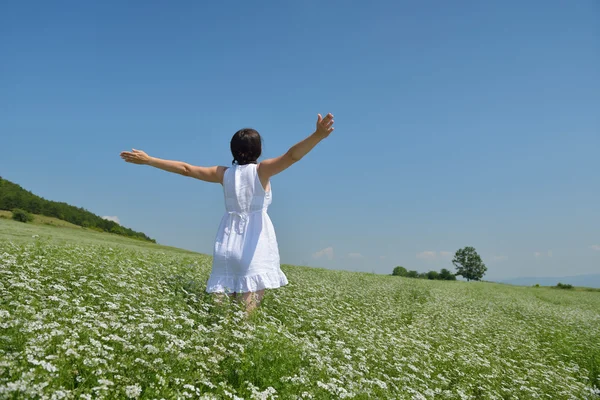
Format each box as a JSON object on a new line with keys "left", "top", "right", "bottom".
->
{"left": 0, "top": 210, "right": 82, "bottom": 229}
{"left": 0, "top": 218, "right": 599, "bottom": 399}
{"left": 0, "top": 216, "right": 194, "bottom": 255}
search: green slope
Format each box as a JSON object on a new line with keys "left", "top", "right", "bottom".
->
{"left": 0, "top": 216, "right": 192, "bottom": 254}
{"left": 1, "top": 210, "right": 83, "bottom": 229}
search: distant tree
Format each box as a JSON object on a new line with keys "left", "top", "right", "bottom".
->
{"left": 452, "top": 246, "right": 487, "bottom": 281}
{"left": 406, "top": 270, "right": 419, "bottom": 278}
{"left": 439, "top": 268, "right": 456, "bottom": 281}
{"left": 392, "top": 266, "right": 408, "bottom": 276}
{"left": 554, "top": 282, "right": 573, "bottom": 290}
{"left": 417, "top": 272, "right": 428, "bottom": 279}
{"left": 26, "top": 197, "right": 42, "bottom": 214}
{"left": 426, "top": 271, "right": 439, "bottom": 280}
{"left": 12, "top": 208, "right": 33, "bottom": 223}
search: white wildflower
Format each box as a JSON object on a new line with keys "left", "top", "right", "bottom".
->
{"left": 125, "top": 384, "right": 142, "bottom": 398}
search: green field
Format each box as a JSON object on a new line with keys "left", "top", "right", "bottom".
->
{"left": 1, "top": 218, "right": 599, "bottom": 399}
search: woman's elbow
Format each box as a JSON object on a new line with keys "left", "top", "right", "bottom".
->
{"left": 181, "top": 164, "right": 192, "bottom": 176}
{"left": 288, "top": 151, "right": 302, "bottom": 163}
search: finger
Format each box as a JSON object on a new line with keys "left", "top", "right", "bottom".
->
{"left": 317, "top": 114, "right": 323, "bottom": 124}
{"left": 322, "top": 114, "right": 332, "bottom": 123}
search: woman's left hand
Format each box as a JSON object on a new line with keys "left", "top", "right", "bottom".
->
{"left": 120, "top": 149, "right": 151, "bottom": 165}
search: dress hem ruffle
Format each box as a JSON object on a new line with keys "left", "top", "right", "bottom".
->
{"left": 205, "top": 270, "right": 288, "bottom": 293}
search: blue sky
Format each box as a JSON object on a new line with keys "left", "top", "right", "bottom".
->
{"left": 1, "top": 1, "right": 598, "bottom": 281}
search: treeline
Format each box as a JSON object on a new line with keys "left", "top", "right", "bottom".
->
{"left": 392, "top": 266, "right": 457, "bottom": 281}
{"left": 0, "top": 177, "right": 155, "bottom": 242}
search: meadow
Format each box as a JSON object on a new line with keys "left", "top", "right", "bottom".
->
{"left": 0, "top": 218, "right": 599, "bottom": 399}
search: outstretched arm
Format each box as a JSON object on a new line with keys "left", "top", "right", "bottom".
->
{"left": 257, "top": 113, "right": 334, "bottom": 181}
{"left": 120, "top": 149, "right": 227, "bottom": 183}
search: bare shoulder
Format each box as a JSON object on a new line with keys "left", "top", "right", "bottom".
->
{"left": 257, "top": 153, "right": 296, "bottom": 181}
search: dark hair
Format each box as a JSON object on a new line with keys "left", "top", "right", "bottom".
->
{"left": 230, "top": 128, "right": 262, "bottom": 165}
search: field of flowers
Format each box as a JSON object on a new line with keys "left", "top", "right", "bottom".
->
{"left": 1, "top": 219, "right": 599, "bottom": 399}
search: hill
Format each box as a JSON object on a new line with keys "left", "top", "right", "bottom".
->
{"left": 0, "top": 176, "right": 154, "bottom": 242}
{"left": 0, "top": 218, "right": 598, "bottom": 398}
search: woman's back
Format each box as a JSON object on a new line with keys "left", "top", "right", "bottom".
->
{"left": 222, "top": 164, "right": 270, "bottom": 214}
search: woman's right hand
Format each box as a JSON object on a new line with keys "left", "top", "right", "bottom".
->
{"left": 316, "top": 113, "right": 335, "bottom": 138}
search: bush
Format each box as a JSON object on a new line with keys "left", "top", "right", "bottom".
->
{"left": 12, "top": 208, "right": 33, "bottom": 223}
{"left": 110, "top": 225, "right": 124, "bottom": 235}
{"left": 439, "top": 268, "right": 456, "bottom": 281}
{"left": 555, "top": 282, "right": 574, "bottom": 290}
{"left": 399, "top": 268, "right": 457, "bottom": 281}
{"left": 426, "top": 271, "right": 439, "bottom": 280}
{"left": 406, "top": 270, "right": 419, "bottom": 279}
{"left": 392, "top": 266, "right": 408, "bottom": 277}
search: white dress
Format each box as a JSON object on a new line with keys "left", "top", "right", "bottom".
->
{"left": 206, "top": 163, "right": 288, "bottom": 293}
